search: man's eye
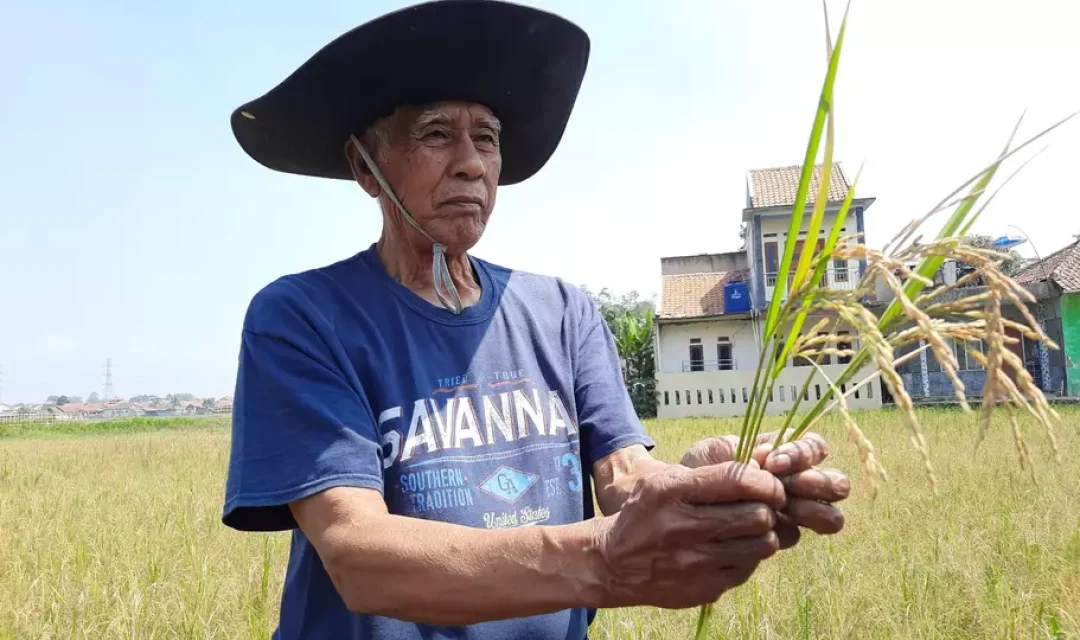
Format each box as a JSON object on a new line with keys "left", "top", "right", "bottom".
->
{"left": 424, "top": 130, "right": 450, "bottom": 140}
{"left": 477, "top": 134, "right": 498, "bottom": 145}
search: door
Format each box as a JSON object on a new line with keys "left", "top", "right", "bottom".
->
{"left": 1003, "top": 325, "right": 1024, "bottom": 386}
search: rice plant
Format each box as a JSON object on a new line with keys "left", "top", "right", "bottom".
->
{"left": 692, "top": 2, "right": 1077, "bottom": 638}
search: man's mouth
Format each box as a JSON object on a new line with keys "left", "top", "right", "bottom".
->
{"left": 441, "top": 196, "right": 485, "bottom": 209}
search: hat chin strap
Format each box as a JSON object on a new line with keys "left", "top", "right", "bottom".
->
{"left": 350, "top": 135, "right": 465, "bottom": 315}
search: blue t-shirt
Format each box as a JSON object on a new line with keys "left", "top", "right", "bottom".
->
{"left": 222, "top": 244, "right": 655, "bottom": 640}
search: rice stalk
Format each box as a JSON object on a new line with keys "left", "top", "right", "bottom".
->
{"left": 690, "top": 0, "right": 1073, "bottom": 636}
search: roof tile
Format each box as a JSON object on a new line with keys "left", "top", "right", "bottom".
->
{"left": 658, "top": 271, "right": 748, "bottom": 319}
{"left": 748, "top": 164, "right": 850, "bottom": 209}
{"left": 1013, "top": 238, "right": 1080, "bottom": 292}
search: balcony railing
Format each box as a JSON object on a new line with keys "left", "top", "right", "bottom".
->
{"left": 765, "top": 266, "right": 860, "bottom": 294}
{"left": 681, "top": 358, "right": 738, "bottom": 372}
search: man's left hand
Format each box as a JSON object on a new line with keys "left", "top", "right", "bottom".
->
{"left": 680, "top": 432, "right": 850, "bottom": 550}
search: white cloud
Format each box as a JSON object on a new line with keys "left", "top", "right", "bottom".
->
{"left": 35, "top": 334, "right": 78, "bottom": 356}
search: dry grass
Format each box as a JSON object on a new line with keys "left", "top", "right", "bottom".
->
{"left": 1, "top": 410, "right": 1077, "bottom": 639}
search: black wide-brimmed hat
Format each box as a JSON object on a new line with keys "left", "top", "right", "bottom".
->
{"left": 230, "top": 0, "right": 590, "bottom": 186}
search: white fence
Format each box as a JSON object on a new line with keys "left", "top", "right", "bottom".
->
{"left": 656, "top": 362, "right": 882, "bottom": 419}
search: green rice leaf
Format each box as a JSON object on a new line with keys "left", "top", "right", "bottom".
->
{"left": 762, "top": 0, "right": 849, "bottom": 338}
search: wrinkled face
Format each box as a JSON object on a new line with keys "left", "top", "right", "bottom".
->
{"left": 347, "top": 100, "right": 502, "bottom": 252}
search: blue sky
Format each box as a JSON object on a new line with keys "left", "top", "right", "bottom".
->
{"left": 2, "top": 0, "right": 1079, "bottom": 403}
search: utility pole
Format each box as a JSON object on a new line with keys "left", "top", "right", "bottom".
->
{"left": 103, "top": 358, "right": 114, "bottom": 400}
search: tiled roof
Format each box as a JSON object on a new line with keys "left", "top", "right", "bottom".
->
{"left": 658, "top": 270, "right": 748, "bottom": 319}
{"left": 748, "top": 164, "right": 850, "bottom": 209}
{"left": 1013, "top": 238, "right": 1080, "bottom": 292}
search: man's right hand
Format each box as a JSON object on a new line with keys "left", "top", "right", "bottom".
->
{"left": 589, "top": 461, "right": 786, "bottom": 610}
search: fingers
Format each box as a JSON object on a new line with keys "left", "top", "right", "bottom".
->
{"left": 667, "top": 501, "right": 777, "bottom": 543}
{"left": 779, "top": 467, "right": 850, "bottom": 503}
{"left": 783, "top": 497, "right": 845, "bottom": 535}
{"left": 680, "top": 435, "right": 738, "bottom": 468}
{"left": 774, "top": 512, "right": 801, "bottom": 550}
{"left": 665, "top": 532, "right": 781, "bottom": 571}
{"left": 676, "top": 462, "right": 786, "bottom": 510}
{"left": 681, "top": 432, "right": 782, "bottom": 469}
{"left": 762, "top": 432, "right": 829, "bottom": 475}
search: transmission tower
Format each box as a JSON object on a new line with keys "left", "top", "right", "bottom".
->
{"left": 103, "top": 358, "right": 115, "bottom": 399}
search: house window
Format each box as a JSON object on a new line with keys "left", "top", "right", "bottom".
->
{"left": 953, "top": 339, "right": 985, "bottom": 371}
{"left": 793, "top": 335, "right": 812, "bottom": 367}
{"left": 685, "top": 389, "right": 691, "bottom": 404}
{"left": 927, "top": 346, "right": 942, "bottom": 373}
{"left": 696, "top": 390, "right": 702, "bottom": 405}
{"left": 675, "top": 391, "right": 680, "bottom": 405}
{"left": 717, "top": 337, "right": 734, "bottom": 370}
{"left": 837, "top": 330, "right": 853, "bottom": 364}
{"left": 818, "top": 332, "right": 831, "bottom": 365}
{"left": 787, "top": 240, "right": 805, "bottom": 290}
{"left": 688, "top": 338, "right": 704, "bottom": 372}
{"left": 814, "top": 239, "right": 828, "bottom": 287}
{"left": 730, "top": 388, "right": 737, "bottom": 404}
{"left": 778, "top": 386, "right": 785, "bottom": 401}
{"left": 707, "top": 389, "right": 713, "bottom": 404}
{"left": 664, "top": 391, "right": 669, "bottom": 406}
{"left": 719, "top": 388, "right": 725, "bottom": 403}
{"left": 764, "top": 242, "right": 779, "bottom": 285}
{"left": 834, "top": 257, "right": 849, "bottom": 282}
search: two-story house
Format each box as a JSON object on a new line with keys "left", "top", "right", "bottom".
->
{"left": 654, "top": 163, "right": 883, "bottom": 419}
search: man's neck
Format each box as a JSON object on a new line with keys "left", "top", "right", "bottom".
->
{"left": 376, "top": 235, "right": 482, "bottom": 309}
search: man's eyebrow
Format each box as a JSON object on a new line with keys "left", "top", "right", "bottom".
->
{"left": 413, "top": 111, "right": 451, "bottom": 129}
{"left": 411, "top": 110, "right": 502, "bottom": 134}
{"left": 476, "top": 115, "right": 502, "bottom": 134}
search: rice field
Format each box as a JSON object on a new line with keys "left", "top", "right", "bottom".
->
{"left": 1, "top": 408, "right": 1077, "bottom": 639}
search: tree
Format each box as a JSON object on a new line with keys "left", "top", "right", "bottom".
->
{"left": 203, "top": 397, "right": 217, "bottom": 410}
{"left": 580, "top": 286, "right": 658, "bottom": 418}
{"left": 46, "top": 396, "right": 59, "bottom": 405}
{"left": 54, "top": 395, "right": 70, "bottom": 405}
{"left": 88, "top": 392, "right": 100, "bottom": 403}
{"left": 960, "top": 234, "right": 1025, "bottom": 276}
{"left": 611, "top": 312, "right": 657, "bottom": 419}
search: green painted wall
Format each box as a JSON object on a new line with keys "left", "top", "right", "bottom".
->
{"left": 1063, "top": 293, "right": 1080, "bottom": 396}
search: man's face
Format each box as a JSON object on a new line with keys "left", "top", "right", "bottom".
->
{"left": 350, "top": 101, "right": 502, "bottom": 252}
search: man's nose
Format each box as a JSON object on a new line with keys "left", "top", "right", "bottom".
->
{"left": 449, "top": 135, "right": 486, "bottom": 181}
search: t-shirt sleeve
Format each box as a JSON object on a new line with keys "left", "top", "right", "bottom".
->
{"left": 572, "top": 294, "right": 656, "bottom": 469}
{"left": 222, "top": 279, "right": 384, "bottom": 532}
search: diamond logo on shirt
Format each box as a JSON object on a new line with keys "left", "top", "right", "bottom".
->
{"left": 478, "top": 465, "right": 538, "bottom": 504}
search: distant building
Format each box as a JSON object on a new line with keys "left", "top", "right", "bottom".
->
{"left": 654, "top": 163, "right": 882, "bottom": 419}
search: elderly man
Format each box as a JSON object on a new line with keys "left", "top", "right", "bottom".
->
{"left": 222, "top": 1, "right": 850, "bottom": 639}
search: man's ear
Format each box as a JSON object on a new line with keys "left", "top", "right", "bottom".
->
{"left": 344, "top": 140, "right": 381, "bottom": 198}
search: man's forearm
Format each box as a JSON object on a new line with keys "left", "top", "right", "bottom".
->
{"left": 300, "top": 489, "right": 610, "bottom": 626}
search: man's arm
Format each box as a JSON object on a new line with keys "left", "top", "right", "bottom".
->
{"left": 292, "top": 462, "right": 787, "bottom": 626}
{"left": 291, "top": 486, "right": 606, "bottom": 627}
